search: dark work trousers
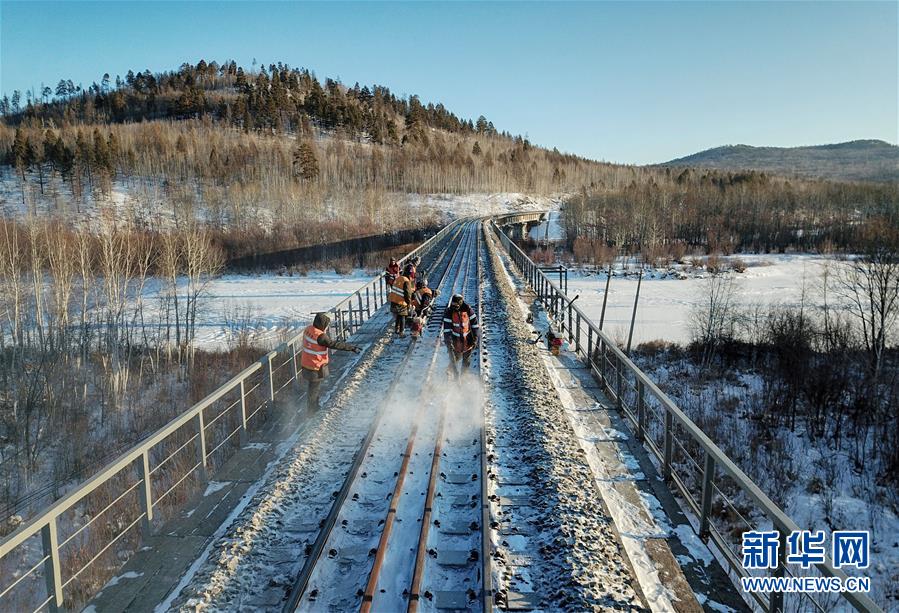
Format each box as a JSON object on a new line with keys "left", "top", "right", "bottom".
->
{"left": 301, "top": 365, "right": 329, "bottom": 411}
{"left": 391, "top": 303, "right": 408, "bottom": 334}
{"left": 445, "top": 340, "right": 473, "bottom": 378}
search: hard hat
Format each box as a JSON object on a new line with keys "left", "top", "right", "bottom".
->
{"left": 451, "top": 293, "right": 463, "bottom": 304}
{"left": 416, "top": 279, "right": 425, "bottom": 289}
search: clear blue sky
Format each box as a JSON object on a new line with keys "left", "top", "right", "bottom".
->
{"left": 1, "top": 1, "right": 896, "bottom": 164}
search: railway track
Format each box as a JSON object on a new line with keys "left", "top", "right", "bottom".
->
{"left": 282, "top": 221, "right": 490, "bottom": 612}
{"left": 169, "top": 222, "right": 469, "bottom": 610}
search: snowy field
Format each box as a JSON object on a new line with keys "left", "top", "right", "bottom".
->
{"left": 567, "top": 254, "right": 839, "bottom": 347}
{"left": 143, "top": 269, "right": 379, "bottom": 350}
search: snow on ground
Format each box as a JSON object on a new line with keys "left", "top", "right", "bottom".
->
{"left": 140, "top": 269, "right": 377, "bottom": 350}
{"left": 635, "top": 355, "right": 899, "bottom": 609}
{"left": 528, "top": 210, "right": 565, "bottom": 242}
{"left": 405, "top": 192, "right": 562, "bottom": 222}
{"left": 567, "top": 254, "right": 839, "bottom": 346}
{"left": 482, "top": 228, "right": 642, "bottom": 608}
{"left": 3, "top": 168, "right": 562, "bottom": 232}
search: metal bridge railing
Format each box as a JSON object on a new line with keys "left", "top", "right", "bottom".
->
{"left": 0, "top": 220, "right": 461, "bottom": 613}
{"left": 490, "top": 218, "right": 881, "bottom": 613}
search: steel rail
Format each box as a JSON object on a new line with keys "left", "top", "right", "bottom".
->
{"left": 361, "top": 222, "right": 477, "bottom": 610}
{"left": 406, "top": 220, "right": 484, "bottom": 612}
{"left": 282, "top": 221, "right": 474, "bottom": 613}
{"left": 476, "top": 225, "right": 492, "bottom": 612}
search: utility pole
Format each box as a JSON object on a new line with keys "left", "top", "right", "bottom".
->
{"left": 599, "top": 260, "right": 613, "bottom": 330}
{"left": 626, "top": 264, "right": 643, "bottom": 354}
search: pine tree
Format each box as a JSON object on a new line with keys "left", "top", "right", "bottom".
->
{"left": 472, "top": 141, "right": 482, "bottom": 156}
{"left": 12, "top": 128, "right": 28, "bottom": 180}
{"left": 293, "top": 141, "right": 319, "bottom": 182}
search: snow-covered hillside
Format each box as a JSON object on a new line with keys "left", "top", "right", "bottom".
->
{"left": 1, "top": 168, "right": 561, "bottom": 230}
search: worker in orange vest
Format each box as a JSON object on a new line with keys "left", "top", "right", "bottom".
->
{"left": 385, "top": 257, "right": 400, "bottom": 286}
{"left": 412, "top": 278, "right": 437, "bottom": 317}
{"left": 441, "top": 293, "right": 479, "bottom": 378}
{"left": 388, "top": 271, "right": 414, "bottom": 337}
{"left": 404, "top": 256, "right": 420, "bottom": 284}
{"left": 300, "top": 312, "right": 361, "bottom": 412}
{"left": 409, "top": 278, "right": 438, "bottom": 340}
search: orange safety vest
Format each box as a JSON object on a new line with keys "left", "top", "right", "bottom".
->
{"left": 388, "top": 275, "right": 411, "bottom": 306}
{"left": 300, "top": 324, "right": 329, "bottom": 370}
{"left": 412, "top": 287, "right": 432, "bottom": 308}
{"left": 450, "top": 310, "right": 471, "bottom": 351}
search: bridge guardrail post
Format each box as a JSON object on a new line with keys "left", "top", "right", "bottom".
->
{"left": 138, "top": 451, "right": 154, "bottom": 535}
{"left": 239, "top": 379, "right": 248, "bottom": 445}
{"left": 41, "top": 517, "right": 63, "bottom": 612}
{"left": 195, "top": 412, "right": 208, "bottom": 482}
{"left": 586, "top": 326, "right": 593, "bottom": 368}
{"left": 365, "top": 287, "right": 371, "bottom": 319}
{"left": 290, "top": 342, "right": 300, "bottom": 394}
{"left": 568, "top": 302, "right": 573, "bottom": 342}
{"left": 663, "top": 410, "right": 673, "bottom": 482}
{"left": 358, "top": 294, "right": 365, "bottom": 328}
{"left": 265, "top": 354, "right": 275, "bottom": 410}
{"left": 599, "top": 340, "right": 607, "bottom": 386}
{"left": 771, "top": 532, "right": 786, "bottom": 612}
{"left": 616, "top": 356, "right": 623, "bottom": 409}
{"left": 575, "top": 313, "right": 581, "bottom": 354}
{"left": 636, "top": 380, "right": 645, "bottom": 442}
{"left": 700, "top": 451, "right": 716, "bottom": 538}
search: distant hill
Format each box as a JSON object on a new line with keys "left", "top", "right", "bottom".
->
{"left": 663, "top": 140, "right": 899, "bottom": 182}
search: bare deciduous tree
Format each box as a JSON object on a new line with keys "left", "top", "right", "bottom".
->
{"left": 837, "top": 224, "right": 899, "bottom": 381}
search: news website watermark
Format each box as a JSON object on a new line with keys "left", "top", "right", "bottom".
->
{"left": 740, "top": 530, "right": 871, "bottom": 595}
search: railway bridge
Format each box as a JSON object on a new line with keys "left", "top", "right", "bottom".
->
{"left": 0, "top": 215, "right": 880, "bottom": 612}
